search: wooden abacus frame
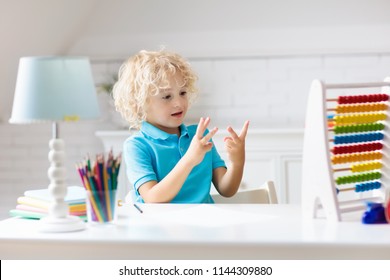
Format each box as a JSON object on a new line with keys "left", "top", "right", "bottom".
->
{"left": 302, "top": 77, "right": 390, "bottom": 221}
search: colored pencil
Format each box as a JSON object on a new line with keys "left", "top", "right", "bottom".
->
{"left": 75, "top": 151, "right": 121, "bottom": 223}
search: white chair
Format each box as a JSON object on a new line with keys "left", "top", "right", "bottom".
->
{"left": 211, "top": 180, "right": 278, "bottom": 204}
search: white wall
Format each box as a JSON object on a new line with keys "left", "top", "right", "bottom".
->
{"left": 1, "top": 0, "right": 390, "bottom": 219}
{"left": 68, "top": 0, "right": 390, "bottom": 57}
{"left": 3, "top": 0, "right": 390, "bottom": 120}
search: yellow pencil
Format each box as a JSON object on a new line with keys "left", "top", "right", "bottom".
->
{"left": 103, "top": 163, "right": 112, "bottom": 221}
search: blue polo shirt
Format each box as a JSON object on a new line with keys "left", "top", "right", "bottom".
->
{"left": 123, "top": 121, "right": 226, "bottom": 203}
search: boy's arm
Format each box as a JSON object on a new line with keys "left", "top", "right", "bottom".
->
{"left": 212, "top": 121, "right": 249, "bottom": 197}
{"left": 139, "top": 117, "right": 218, "bottom": 203}
{"left": 138, "top": 155, "right": 198, "bottom": 202}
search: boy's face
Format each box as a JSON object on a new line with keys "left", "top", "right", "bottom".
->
{"left": 145, "top": 72, "right": 188, "bottom": 135}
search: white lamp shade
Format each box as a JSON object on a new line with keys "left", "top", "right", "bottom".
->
{"left": 10, "top": 56, "right": 100, "bottom": 123}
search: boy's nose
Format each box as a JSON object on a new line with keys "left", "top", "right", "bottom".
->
{"left": 173, "top": 98, "right": 183, "bottom": 108}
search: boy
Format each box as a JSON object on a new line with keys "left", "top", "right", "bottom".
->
{"left": 113, "top": 50, "right": 249, "bottom": 203}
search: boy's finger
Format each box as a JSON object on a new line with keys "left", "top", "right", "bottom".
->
{"left": 202, "top": 127, "right": 218, "bottom": 144}
{"left": 195, "top": 117, "right": 205, "bottom": 138}
{"left": 224, "top": 137, "right": 234, "bottom": 149}
{"left": 227, "top": 126, "right": 239, "bottom": 141}
{"left": 196, "top": 117, "right": 211, "bottom": 138}
{"left": 239, "top": 120, "right": 250, "bottom": 139}
{"left": 203, "top": 117, "right": 211, "bottom": 132}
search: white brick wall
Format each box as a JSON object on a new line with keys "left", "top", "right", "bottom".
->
{"left": 186, "top": 53, "right": 390, "bottom": 128}
{"left": 0, "top": 52, "right": 390, "bottom": 219}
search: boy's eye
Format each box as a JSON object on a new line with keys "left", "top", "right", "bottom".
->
{"left": 162, "top": 95, "right": 172, "bottom": 100}
{"left": 180, "top": 91, "right": 187, "bottom": 96}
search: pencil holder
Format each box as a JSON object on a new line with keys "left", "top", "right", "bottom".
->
{"left": 75, "top": 150, "right": 122, "bottom": 225}
{"left": 86, "top": 189, "right": 117, "bottom": 224}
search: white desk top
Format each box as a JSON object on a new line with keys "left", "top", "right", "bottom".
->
{"left": 1, "top": 204, "right": 390, "bottom": 259}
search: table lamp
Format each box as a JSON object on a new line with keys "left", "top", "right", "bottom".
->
{"left": 9, "top": 56, "right": 100, "bottom": 232}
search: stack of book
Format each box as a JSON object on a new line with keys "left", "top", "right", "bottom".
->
{"left": 9, "top": 186, "right": 87, "bottom": 221}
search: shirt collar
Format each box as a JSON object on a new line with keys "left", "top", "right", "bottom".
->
{"left": 141, "top": 121, "right": 188, "bottom": 140}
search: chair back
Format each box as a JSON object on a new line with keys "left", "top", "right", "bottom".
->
{"left": 211, "top": 181, "right": 278, "bottom": 204}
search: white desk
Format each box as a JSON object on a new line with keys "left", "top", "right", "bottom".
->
{"left": 1, "top": 204, "right": 390, "bottom": 259}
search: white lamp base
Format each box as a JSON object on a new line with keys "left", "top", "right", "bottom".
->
{"left": 40, "top": 215, "right": 86, "bottom": 233}
{"left": 39, "top": 135, "right": 86, "bottom": 233}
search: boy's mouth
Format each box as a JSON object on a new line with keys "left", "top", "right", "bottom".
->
{"left": 171, "top": 111, "right": 183, "bottom": 117}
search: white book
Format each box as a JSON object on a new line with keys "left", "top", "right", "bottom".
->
{"left": 24, "top": 186, "right": 86, "bottom": 204}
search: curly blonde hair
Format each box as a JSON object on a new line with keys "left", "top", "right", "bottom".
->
{"left": 112, "top": 50, "right": 199, "bottom": 129}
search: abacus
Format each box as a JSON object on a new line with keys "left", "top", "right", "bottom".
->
{"left": 302, "top": 78, "right": 390, "bottom": 221}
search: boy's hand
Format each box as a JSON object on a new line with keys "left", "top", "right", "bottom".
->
{"left": 185, "top": 117, "right": 218, "bottom": 167}
{"left": 223, "top": 121, "right": 250, "bottom": 166}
